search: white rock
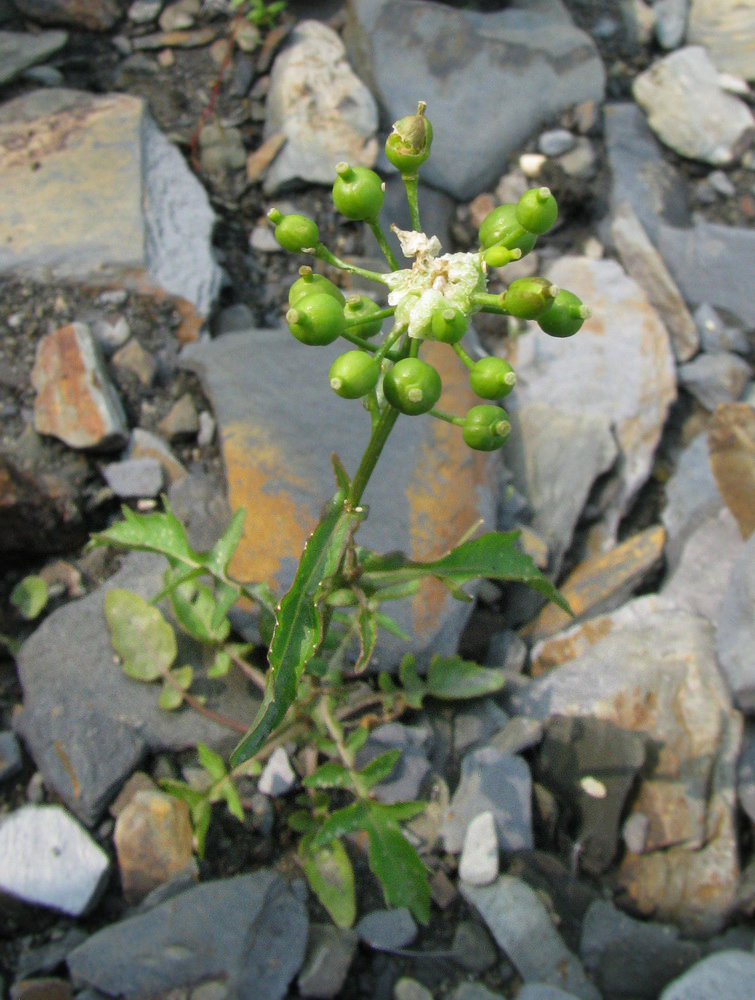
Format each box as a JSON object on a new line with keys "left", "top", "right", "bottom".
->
{"left": 257, "top": 745, "right": 296, "bottom": 796}
{"left": 688, "top": 0, "right": 755, "bottom": 80}
{"left": 0, "top": 804, "right": 110, "bottom": 915}
{"left": 459, "top": 811, "right": 499, "bottom": 886}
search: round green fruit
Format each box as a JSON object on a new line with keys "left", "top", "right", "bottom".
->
{"left": 268, "top": 209, "right": 320, "bottom": 253}
{"left": 343, "top": 295, "right": 384, "bottom": 337}
{"left": 383, "top": 357, "right": 442, "bottom": 415}
{"left": 329, "top": 351, "right": 380, "bottom": 399}
{"left": 286, "top": 292, "right": 345, "bottom": 346}
{"left": 478, "top": 203, "right": 537, "bottom": 256}
{"left": 515, "top": 187, "right": 558, "bottom": 235}
{"left": 462, "top": 405, "right": 511, "bottom": 451}
{"left": 332, "top": 163, "right": 384, "bottom": 221}
{"left": 289, "top": 267, "right": 345, "bottom": 307}
{"left": 469, "top": 357, "right": 517, "bottom": 400}
{"left": 537, "top": 289, "right": 591, "bottom": 338}
{"left": 503, "top": 277, "right": 558, "bottom": 320}
{"left": 430, "top": 306, "right": 467, "bottom": 344}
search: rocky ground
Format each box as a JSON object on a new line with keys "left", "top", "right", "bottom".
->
{"left": 1, "top": 1, "right": 755, "bottom": 999}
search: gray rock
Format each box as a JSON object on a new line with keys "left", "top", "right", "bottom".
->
{"left": 538, "top": 129, "right": 577, "bottom": 157}
{"left": 343, "top": 0, "right": 605, "bottom": 199}
{"left": 555, "top": 138, "right": 598, "bottom": 179}
{"left": 14, "top": 551, "right": 259, "bottom": 824}
{"left": 678, "top": 351, "right": 752, "bottom": 410}
{"left": 716, "top": 532, "right": 755, "bottom": 713}
{"left": 736, "top": 721, "right": 755, "bottom": 824}
{"left": 450, "top": 920, "right": 499, "bottom": 973}
{"left": 632, "top": 46, "right": 754, "bottom": 165}
{"left": 450, "top": 985, "right": 505, "bottom": 1000}
{"left": 611, "top": 200, "right": 699, "bottom": 362}
{"left": 660, "top": 950, "right": 755, "bottom": 1000}
{"left": 653, "top": 0, "right": 689, "bottom": 49}
{"left": 355, "top": 722, "right": 432, "bottom": 803}
{"left": 0, "top": 30, "right": 68, "bottom": 85}
{"left": 661, "top": 432, "right": 722, "bottom": 571}
{"left": 461, "top": 876, "right": 600, "bottom": 1000}
{"left": 0, "top": 805, "right": 109, "bottom": 916}
{"left": 263, "top": 19, "right": 378, "bottom": 194}
{"left": 517, "top": 988, "right": 584, "bottom": 1000}
{"left": 394, "top": 978, "right": 434, "bottom": 1000}
{"left": 356, "top": 907, "right": 417, "bottom": 950}
{"left": 459, "top": 810, "right": 500, "bottom": 886}
{"left": 687, "top": 0, "right": 755, "bottom": 80}
{"left": 440, "top": 746, "right": 533, "bottom": 853}
{"left": 580, "top": 899, "right": 702, "bottom": 998}
{"left": 0, "top": 89, "right": 221, "bottom": 318}
{"left": 452, "top": 698, "right": 509, "bottom": 756}
{"left": 257, "top": 746, "right": 297, "bottom": 797}
{"left": 658, "top": 220, "right": 755, "bottom": 328}
{"left": 67, "top": 870, "right": 308, "bottom": 1000}
{"left": 695, "top": 303, "right": 750, "bottom": 355}
{"left": 490, "top": 716, "right": 544, "bottom": 755}
{"left": 297, "top": 924, "right": 357, "bottom": 999}
{"left": 603, "top": 102, "right": 691, "bottom": 243}
{"left": 506, "top": 256, "right": 676, "bottom": 554}
{"left": 0, "top": 731, "right": 22, "bottom": 784}
{"left": 102, "top": 457, "right": 163, "bottom": 498}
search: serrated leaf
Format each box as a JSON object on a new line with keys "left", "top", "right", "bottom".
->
{"left": 300, "top": 834, "right": 356, "bottom": 928}
{"left": 197, "top": 742, "right": 228, "bottom": 782}
{"left": 311, "top": 801, "right": 370, "bottom": 849}
{"left": 365, "top": 807, "right": 430, "bottom": 924}
{"left": 230, "top": 504, "right": 365, "bottom": 766}
{"left": 11, "top": 575, "right": 48, "bottom": 620}
{"left": 302, "top": 761, "right": 353, "bottom": 791}
{"left": 158, "top": 681, "right": 184, "bottom": 710}
{"left": 358, "top": 748, "right": 401, "bottom": 789}
{"left": 105, "top": 589, "right": 176, "bottom": 681}
{"left": 361, "top": 532, "right": 571, "bottom": 615}
{"left": 92, "top": 501, "right": 199, "bottom": 566}
{"left": 425, "top": 654, "right": 506, "bottom": 700}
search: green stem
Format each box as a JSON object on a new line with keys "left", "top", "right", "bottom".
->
{"left": 344, "top": 307, "right": 396, "bottom": 330}
{"left": 402, "top": 173, "right": 421, "bottom": 231}
{"left": 314, "top": 244, "right": 389, "bottom": 284}
{"left": 346, "top": 404, "right": 400, "bottom": 507}
{"left": 452, "top": 341, "right": 475, "bottom": 370}
{"left": 373, "top": 324, "right": 406, "bottom": 365}
{"left": 471, "top": 291, "right": 508, "bottom": 313}
{"left": 429, "top": 407, "right": 464, "bottom": 427}
{"left": 368, "top": 218, "right": 400, "bottom": 270}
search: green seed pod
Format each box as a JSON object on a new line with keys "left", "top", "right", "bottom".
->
{"left": 289, "top": 266, "right": 345, "bottom": 307}
{"left": 286, "top": 292, "right": 345, "bottom": 346}
{"left": 329, "top": 351, "right": 380, "bottom": 399}
{"left": 430, "top": 305, "right": 467, "bottom": 344}
{"left": 268, "top": 208, "right": 320, "bottom": 253}
{"left": 383, "top": 357, "right": 442, "bottom": 415}
{"left": 482, "top": 245, "right": 522, "bottom": 269}
{"left": 503, "top": 277, "right": 559, "bottom": 320}
{"left": 462, "top": 405, "right": 511, "bottom": 451}
{"left": 478, "top": 203, "right": 538, "bottom": 256}
{"left": 332, "top": 163, "right": 385, "bottom": 221}
{"left": 537, "top": 289, "right": 591, "bottom": 338}
{"left": 469, "top": 357, "right": 517, "bottom": 400}
{"left": 515, "top": 186, "right": 558, "bottom": 235}
{"left": 385, "top": 101, "right": 433, "bottom": 173}
{"left": 343, "top": 294, "right": 384, "bottom": 338}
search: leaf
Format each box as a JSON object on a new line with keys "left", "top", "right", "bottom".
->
{"left": 345, "top": 727, "right": 369, "bottom": 755}
{"left": 158, "top": 681, "right": 184, "bottom": 710}
{"left": 230, "top": 504, "right": 365, "bottom": 766}
{"left": 354, "top": 606, "right": 378, "bottom": 673}
{"left": 105, "top": 589, "right": 176, "bottom": 681}
{"left": 425, "top": 654, "right": 506, "bottom": 700}
{"left": 374, "top": 612, "right": 411, "bottom": 641}
{"left": 361, "top": 532, "right": 571, "bottom": 615}
{"left": 311, "top": 801, "right": 370, "bottom": 849}
{"left": 331, "top": 452, "right": 351, "bottom": 494}
{"left": 159, "top": 779, "right": 206, "bottom": 809}
{"left": 222, "top": 780, "right": 245, "bottom": 823}
{"left": 300, "top": 834, "right": 356, "bottom": 928}
{"left": 197, "top": 742, "right": 228, "bottom": 782}
{"left": 358, "top": 749, "right": 401, "bottom": 789}
{"left": 208, "top": 649, "right": 232, "bottom": 678}
{"left": 398, "top": 654, "right": 426, "bottom": 709}
{"left": 368, "top": 800, "right": 427, "bottom": 823}
{"left": 205, "top": 509, "right": 246, "bottom": 577}
{"left": 170, "top": 583, "right": 229, "bottom": 645}
{"left": 11, "top": 575, "right": 48, "bottom": 620}
{"left": 288, "top": 809, "right": 317, "bottom": 834}
{"left": 364, "top": 807, "right": 430, "bottom": 924}
{"left": 193, "top": 799, "right": 212, "bottom": 857}
{"left": 92, "top": 501, "right": 200, "bottom": 567}
{"left": 302, "top": 761, "right": 353, "bottom": 791}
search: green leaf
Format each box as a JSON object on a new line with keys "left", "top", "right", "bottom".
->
{"left": 159, "top": 778, "right": 206, "bottom": 809}
{"left": 11, "top": 575, "right": 48, "bottom": 620}
{"left": 331, "top": 452, "right": 351, "bottom": 494}
{"left": 425, "top": 654, "right": 506, "bottom": 700}
{"left": 158, "top": 680, "right": 184, "bottom": 710}
{"left": 197, "top": 742, "right": 228, "bottom": 782}
{"left": 345, "top": 727, "right": 369, "bottom": 755}
{"left": 361, "top": 532, "right": 571, "bottom": 615}
{"left": 300, "top": 833, "right": 356, "bottom": 928}
{"left": 92, "top": 501, "right": 200, "bottom": 567}
{"left": 172, "top": 665, "right": 194, "bottom": 690}
{"left": 374, "top": 612, "right": 411, "bottom": 641}
{"left": 288, "top": 809, "right": 317, "bottom": 833}
{"left": 205, "top": 509, "right": 246, "bottom": 577}
{"left": 354, "top": 605, "right": 378, "bottom": 673}
{"left": 193, "top": 799, "right": 212, "bottom": 857}
{"left": 358, "top": 748, "right": 401, "bottom": 789}
{"left": 105, "top": 589, "right": 176, "bottom": 681}
{"left": 222, "top": 780, "right": 245, "bottom": 823}
{"left": 302, "top": 761, "right": 353, "bottom": 791}
{"left": 230, "top": 504, "right": 365, "bottom": 766}
{"left": 369, "top": 800, "right": 427, "bottom": 823}
{"left": 311, "top": 801, "right": 370, "bottom": 849}
{"left": 364, "top": 807, "right": 430, "bottom": 924}
{"left": 398, "top": 654, "right": 426, "bottom": 709}
{"left": 170, "top": 583, "right": 229, "bottom": 645}
{"left": 208, "top": 649, "right": 232, "bottom": 678}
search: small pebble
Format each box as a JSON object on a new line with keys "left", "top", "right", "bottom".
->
{"left": 538, "top": 128, "right": 576, "bottom": 157}
{"left": 257, "top": 746, "right": 296, "bottom": 796}
{"left": 394, "top": 978, "right": 433, "bottom": 1000}
{"left": 356, "top": 908, "right": 417, "bottom": 950}
{"left": 459, "top": 811, "right": 500, "bottom": 887}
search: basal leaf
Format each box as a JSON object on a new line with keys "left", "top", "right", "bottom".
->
{"left": 230, "top": 503, "right": 365, "bottom": 766}
{"left": 426, "top": 654, "right": 506, "bottom": 700}
{"left": 11, "top": 575, "right": 48, "bottom": 620}
{"left": 300, "top": 834, "right": 356, "bottom": 928}
{"left": 364, "top": 808, "right": 430, "bottom": 924}
{"left": 358, "top": 748, "right": 401, "bottom": 789}
{"left": 105, "top": 589, "right": 176, "bottom": 681}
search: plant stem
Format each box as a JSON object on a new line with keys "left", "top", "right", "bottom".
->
{"left": 368, "top": 219, "right": 400, "bottom": 270}
{"left": 429, "top": 407, "right": 464, "bottom": 427}
{"left": 471, "top": 291, "right": 508, "bottom": 313}
{"left": 314, "top": 245, "right": 389, "bottom": 284}
{"left": 452, "top": 341, "right": 475, "bottom": 369}
{"left": 402, "top": 173, "right": 421, "bottom": 231}
{"left": 347, "top": 404, "right": 400, "bottom": 507}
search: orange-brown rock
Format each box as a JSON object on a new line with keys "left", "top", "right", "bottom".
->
{"left": 708, "top": 402, "right": 755, "bottom": 539}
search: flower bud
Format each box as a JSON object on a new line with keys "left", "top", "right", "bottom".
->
{"left": 502, "top": 277, "right": 559, "bottom": 320}
{"left": 385, "top": 101, "right": 433, "bottom": 173}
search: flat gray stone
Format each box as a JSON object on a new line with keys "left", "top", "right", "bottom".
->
{"left": 14, "top": 551, "right": 260, "bottom": 825}
{"left": 461, "top": 876, "right": 600, "bottom": 1000}
{"left": 679, "top": 351, "right": 752, "bottom": 410}
{"left": 660, "top": 950, "right": 755, "bottom": 1000}
{"left": 297, "top": 924, "right": 357, "bottom": 999}
{"left": 0, "top": 730, "right": 22, "bottom": 783}
{"left": 654, "top": 0, "right": 689, "bottom": 49}
{"left": 661, "top": 433, "right": 722, "bottom": 571}
{"left": 0, "top": 30, "right": 68, "bottom": 85}
{"left": 102, "top": 457, "right": 163, "bottom": 498}
{"left": 695, "top": 303, "right": 750, "bottom": 355}
{"left": 0, "top": 805, "right": 109, "bottom": 916}
{"left": 356, "top": 907, "right": 417, "bottom": 950}
{"left": 67, "top": 870, "right": 308, "bottom": 1000}
{"left": 343, "top": 0, "right": 604, "bottom": 199}
{"left": 716, "top": 532, "right": 755, "bottom": 713}
{"left": 517, "top": 988, "right": 584, "bottom": 1000}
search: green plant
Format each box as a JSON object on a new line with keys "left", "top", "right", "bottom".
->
{"left": 93, "top": 103, "right": 590, "bottom": 926}
{"left": 228, "top": 0, "right": 286, "bottom": 29}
